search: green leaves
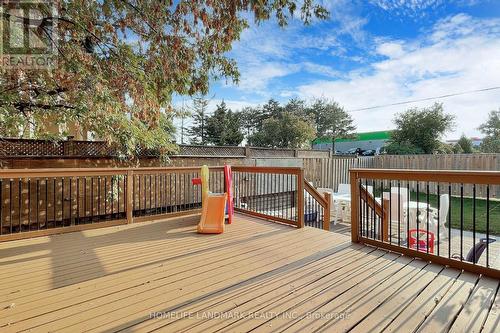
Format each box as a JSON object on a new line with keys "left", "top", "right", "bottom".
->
{"left": 390, "top": 103, "right": 455, "bottom": 154}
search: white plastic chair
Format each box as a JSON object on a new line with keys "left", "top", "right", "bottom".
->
{"left": 336, "top": 183, "right": 350, "bottom": 195}
{"left": 432, "top": 194, "right": 449, "bottom": 240}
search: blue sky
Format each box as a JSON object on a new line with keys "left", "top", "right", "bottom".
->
{"left": 174, "top": 0, "right": 500, "bottom": 142}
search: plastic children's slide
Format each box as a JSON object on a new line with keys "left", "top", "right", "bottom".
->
{"left": 197, "top": 193, "right": 227, "bottom": 234}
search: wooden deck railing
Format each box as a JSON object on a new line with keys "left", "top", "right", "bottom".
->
{"left": 0, "top": 167, "right": 224, "bottom": 241}
{"left": 304, "top": 180, "right": 331, "bottom": 231}
{"left": 350, "top": 168, "right": 500, "bottom": 279}
{"left": 232, "top": 166, "right": 304, "bottom": 227}
{"left": 0, "top": 165, "right": 336, "bottom": 241}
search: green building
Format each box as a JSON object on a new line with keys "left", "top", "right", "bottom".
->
{"left": 313, "top": 131, "right": 393, "bottom": 153}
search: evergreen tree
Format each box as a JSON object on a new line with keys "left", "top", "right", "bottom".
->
{"left": 187, "top": 97, "right": 209, "bottom": 145}
{"left": 205, "top": 102, "right": 244, "bottom": 145}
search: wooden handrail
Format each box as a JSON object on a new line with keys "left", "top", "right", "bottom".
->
{"left": 350, "top": 168, "right": 500, "bottom": 185}
{"left": 0, "top": 166, "right": 224, "bottom": 178}
{"left": 358, "top": 186, "right": 389, "bottom": 242}
{"left": 304, "top": 180, "right": 331, "bottom": 231}
{"left": 232, "top": 166, "right": 302, "bottom": 176}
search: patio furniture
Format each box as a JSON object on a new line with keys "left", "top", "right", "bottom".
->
{"left": 452, "top": 238, "right": 497, "bottom": 264}
{"left": 409, "top": 229, "right": 435, "bottom": 254}
{"left": 430, "top": 194, "right": 450, "bottom": 240}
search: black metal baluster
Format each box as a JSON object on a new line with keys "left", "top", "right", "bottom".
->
{"left": 69, "top": 178, "right": 73, "bottom": 225}
{"left": 174, "top": 173, "right": 178, "bottom": 212}
{"left": 437, "top": 184, "right": 440, "bottom": 256}
{"left": 118, "top": 176, "right": 121, "bottom": 217}
{"left": 44, "top": 179, "right": 48, "bottom": 229}
{"left": 416, "top": 182, "right": 419, "bottom": 251}
{"left": 97, "top": 176, "right": 101, "bottom": 221}
{"left": 18, "top": 179, "right": 22, "bottom": 232}
{"left": 27, "top": 179, "right": 31, "bottom": 231}
{"left": 104, "top": 177, "right": 107, "bottom": 219}
{"left": 380, "top": 180, "right": 384, "bottom": 241}
{"left": 10, "top": 180, "right": 13, "bottom": 233}
{"left": 155, "top": 174, "right": 158, "bottom": 214}
{"left": 365, "top": 179, "right": 369, "bottom": 238}
{"left": 358, "top": 180, "right": 362, "bottom": 237}
{"left": 83, "top": 177, "right": 87, "bottom": 222}
{"left": 90, "top": 177, "right": 94, "bottom": 222}
{"left": 426, "top": 182, "right": 430, "bottom": 254}
{"left": 460, "top": 183, "right": 464, "bottom": 261}
{"left": 36, "top": 179, "right": 40, "bottom": 230}
{"left": 406, "top": 182, "right": 410, "bottom": 248}
{"left": 486, "top": 185, "right": 490, "bottom": 267}
{"left": 61, "top": 178, "right": 65, "bottom": 226}
{"left": 111, "top": 176, "right": 114, "bottom": 218}
{"left": 149, "top": 175, "right": 152, "bottom": 214}
{"left": 138, "top": 175, "right": 142, "bottom": 215}
{"left": 169, "top": 173, "right": 173, "bottom": 212}
{"left": 372, "top": 179, "right": 375, "bottom": 239}
{"left": 76, "top": 177, "right": 80, "bottom": 224}
{"left": 448, "top": 183, "right": 452, "bottom": 258}
{"left": 473, "top": 184, "right": 476, "bottom": 263}
{"left": 389, "top": 180, "right": 392, "bottom": 244}
{"left": 398, "top": 180, "right": 401, "bottom": 246}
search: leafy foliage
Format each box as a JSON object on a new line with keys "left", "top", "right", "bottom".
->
{"left": 455, "top": 134, "right": 474, "bottom": 154}
{"left": 205, "top": 102, "right": 244, "bottom": 146}
{"left": 385, "top": 141, "right": 424, "bottom": 155}
{"left": 244, "top": 99, "right": 316, "bottom": 148}
{"left": 479, "top": 109, "right": 500, "bottom": 153}
{"left": 308, "top": 98, "right": 355, "bottom": 150}
{"left": 390, "top": 103, "right": 455, "bottom": 154}
{"left": 0, "top": 0, "right": 327, "bottom": 158}
{"left": 248, "top": 112, "right": 316, "bottom": 148}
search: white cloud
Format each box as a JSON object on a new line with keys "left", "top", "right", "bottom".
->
{"left": 296, "top": 14, "right": 500, "bottom": 139}
{"left": 226, "top": 0, "right": 369, "bottom": 94}
{"left": 376, "top": 41, "right": 406, "bottom": 58}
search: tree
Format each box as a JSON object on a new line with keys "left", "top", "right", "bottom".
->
{"left": 0, "top": 1, "right": 327, "bottom": 158}
{"left": 455, "top": 134, "right": 474, "bottom": 154}
{"left": 390, "top": 103, "right": 455, "bottom": 154}
{"left": 307, "top": 98, "right": 355, "bottom": 151}
{"left": 479, "top": 110, "right": 500, "bottom": 138}
{"left": 385, "top": 142, "right": 424, "bottom": 155}
{"left": 248, "top": 112, "right": 316, "bottom": 148}
{"left": 479, "top": 110, "right": 500, "bottom": 153}
{"left": 205, "top": 102, "right": 244, "bottom": 146}
{"left": 187, "top": 96, "right": 209, "bottom": 145}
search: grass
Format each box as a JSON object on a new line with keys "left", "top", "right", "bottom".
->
{"left": 410, "top": 192, "right": 500, "bottom": 236}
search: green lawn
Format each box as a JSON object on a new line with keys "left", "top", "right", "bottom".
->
{"left": 410, "top": 192, "right": 500, "bottom": 236}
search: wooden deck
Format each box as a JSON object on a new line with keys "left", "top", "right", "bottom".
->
{"left": 0, "top": 214, "right": 499, "bottom": 333}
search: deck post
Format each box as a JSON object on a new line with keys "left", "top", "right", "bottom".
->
{"left": 126, "top": 170, "right": 133, "bottom": 224}
{"left": 323, "top": 192, "right": 331, "bottom": 231}
{"left": 297, "top": 168, "right": 305, "bottom": 228}
{"left": 350, "top": 171, "right": 359, "bottom": 242}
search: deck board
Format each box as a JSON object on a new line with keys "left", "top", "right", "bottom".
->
{"left": 0, "top": 213, "right": 498, "bottom": 333}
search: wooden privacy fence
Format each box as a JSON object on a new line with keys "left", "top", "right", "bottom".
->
{"left": 350, "top": 168, "right": 500, "bottom": 279}
{"left": 0, "top": 166, "right": 331, "bottom": 241}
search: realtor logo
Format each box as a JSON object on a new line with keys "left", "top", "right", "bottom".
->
{"left": 0, "top": 0, "right": 58, "bottom": 69}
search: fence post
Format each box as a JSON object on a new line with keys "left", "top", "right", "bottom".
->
{"left": 297, "top": 168, "right": 305, "bottom": 228}
{"left": 323, "top": 192, "right": 331, "bottom": 231}
{"left": 350, "top": 171, "right": 359, "bottom": 242}
{"left": 126, "top": 170, "right": 133, "bottom": 224}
